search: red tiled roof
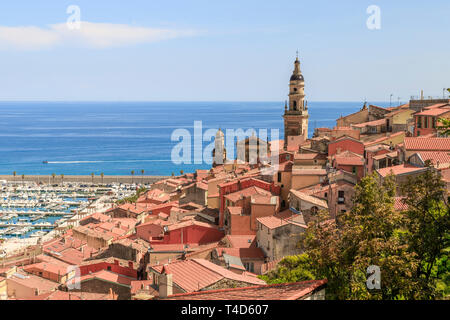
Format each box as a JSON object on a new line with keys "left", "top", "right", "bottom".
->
{"left": 417, "top": 151, "right": 450, "bottom": 165}
{"left": 80, "top": 270, "right": 133, "bottom": 287}
{"left": 394, "top": 197, "right": 408, "bottom": 212}
{"left": 8, "top": 271, "right": 59, "bottom": 293}
{"left": 376, "top": 164, "right": 427, "bottom": 177}
{"left": 224, "top": 235, "right": 256, "bottom": 248}
{"left": 364, "top": 131, "right": 405, "bottom": 146}
{"left": 131, "top": 280, "right": 155, "bottom": 295}
{"left": 150, "top": 259, "right": 265, "bottom": 292}
{"left": 424, "top": 103, "right": 449, "bottom": 110}
{"left": 404, "top": 137, "right": 450, "bottom": 151}
{"left": 352, "top": 118, "right": 386, "bottom": 128}
{"left": 23, "top": 262, "right": 70, "bottom": 276}
{"left": 256, "top": 215, "right": 289, "bottom": 229}
{"left": 224, "top": 186, "right": 272, "bottom": 203}
{"left": 164, "top": 279, "right": 327, "bottom": 300}
{"left": 415, "top": 107, "right": 450, "bottom": 116}
{"left": 290, "top": 190, "right": 329, "bottom": 209}
{"left": 29, "top": 290, "right": 114, "bottom": 300}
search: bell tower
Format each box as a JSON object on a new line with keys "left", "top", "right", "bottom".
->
{"left": 283, "top": 53, "right": 309, "bottom": 149}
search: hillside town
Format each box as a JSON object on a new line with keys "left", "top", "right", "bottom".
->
{"left": 1, "top": 58, "right": 449, "bottom": 301}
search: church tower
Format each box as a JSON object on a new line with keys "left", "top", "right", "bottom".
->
{"left": 283, "top": 55, "right": 309, "bottom": 149}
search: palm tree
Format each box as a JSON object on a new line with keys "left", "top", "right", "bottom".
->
{"left": 21, "top": 174, "right": 25, "bottom": 183}
{"left": 12, "top": 171, "right": 16, "bottom": 183}
{"left": 90, "top": 172, "right": 95, "bottom": 184}
{"left": 60, "top": 174, "right": 64, "bottom": 184}
{"left": 52, "top": 173, "right": 56, "bottom": 183}
{"left": 100, "top": 172, "right": 104, "bottom": 185}
{"left": 131, "top": 170, "right": 135, "bottom": 184}
{"left": 171, "top": 172, "right": 175, "bottom": 177}
{"left": 140, "top": 169, "right": 145, "bottom": 185}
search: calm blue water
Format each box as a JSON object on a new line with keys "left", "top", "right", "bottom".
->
{"left": 0, "top": 101, "right": 390, "bottom": 176}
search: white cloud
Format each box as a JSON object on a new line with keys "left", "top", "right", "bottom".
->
{"left": 0, "top": 21, "right": 199, "bottom": 50}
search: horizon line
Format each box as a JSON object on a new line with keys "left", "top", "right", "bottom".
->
{"left": 0, "top": 99, "right": 393, "bottom": 103}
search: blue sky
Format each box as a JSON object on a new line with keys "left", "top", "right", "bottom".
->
{"left": 0, "top": 0, "right": 449, "bottom": 102}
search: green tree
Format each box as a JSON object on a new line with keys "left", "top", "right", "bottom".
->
{"left": 437, "top": 118, "right": 450, "bottom": 136}
{"left": 401, "top": 165, "right": 450, "bottom": 298}
{"left": 100, "top": 172, "right": 104, "bottom": 184}
{"left": 21, "top": 174, "right": 25, "bottom": 183}
{"left": 141, "top": 169, "right": 145, "bottom": 185}
{"left": 60, "top": 174, "right": 64, "bottom": 184}
{"left": 131, "top": 170, "right": 135, "bottom": 184}
{"left": 264, "top": 173, "right": 418, "bottom": 300}
{"left": 52, "top": 173, "right": 56, "bottom": 183}
{"left": 90, "top": 172, "right": 94, "bottom": 184}
{"left": 260, "top": 254, "right": 316, "bottom": 284}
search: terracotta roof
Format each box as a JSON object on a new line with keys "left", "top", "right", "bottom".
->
{"left": 80, "top": 270, "right": 133, "bottom": 287}
{"left": 251, "top": 194, "right": 278, "bottom": 205}
{"left": 416, "top": 151, "right": 450, "bottom": 165}
{"left": 329, "top": 135, "right": 363, "bottom": 145}
{"left": 256, "top": 215, "right": 288, "bottom": 229}
{"left": 415, "top": 107, "right": 450, "bottom": 116}
{"left": 224, "top": 235, "right": 256, "bottom": 248}
{"left": 150, "top": 259, "right": 265, "bottom": 292}
{"left": 394, "top": 197, "right": 408, "bottom": 211}
{"left": 23, "top": 262, "right": 70, "bottom": 276}
{"left": 372, "top": 151, "right": 398, "bottom": 161}
{"left": 376, "top": 164, "right": 427, "bottom": 177}
{"left": 424, "top": 103, "right": 450, "bottom": 110}
{"left": 363, "top": 131, "right": 405, "bottom": 146}
{"left": 365, "top": 144, "right": 391, "bottom": 153}
{"left": 80, "top": 212, "right": 111, "bottom": 223}
{"left": 224, "top": 186, "right": 272, "bottom": 203}
{"left": 352, "top": 118, "right": 386, "bottom": 128}
{"left": 8, "top": 270, "right": 59, "bottom": 293}
{"left": 164, "top": 279, "right": 327, "bottom": 300}
{"left": 290, "top": 190, "right": 329, "bottom": 209}
{"left": 334, "top": 151, "right": 365, "bottom": 166}
{"left": 404, "top": 137, "right": 450, "bottom": 151}
{"left": 385, "top": 108, "right": 413, "bottom": 118}
{"left": 130, "top": 280, "right": 156, "bottom": 295}
{"left": 29, "top": 290, "right": 113, "bottom": 300}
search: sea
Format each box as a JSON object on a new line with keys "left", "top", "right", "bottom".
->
{"left": 0, "top": 101, "right": 391, "bottom": 176}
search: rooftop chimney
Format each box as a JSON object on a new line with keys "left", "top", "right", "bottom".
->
{"left": 159, "top": 266, "right": 173, "bottom": 298}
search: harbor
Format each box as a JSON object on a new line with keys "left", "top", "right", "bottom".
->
{"left": 0, "top": 180, "right": 137, "bottom": 246}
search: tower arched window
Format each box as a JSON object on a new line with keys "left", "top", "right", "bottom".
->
{"left": 293, "top": 101, "right": 297, "bottom": 110}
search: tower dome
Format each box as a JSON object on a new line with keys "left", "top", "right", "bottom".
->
{"left": 290, "top": 57, "right": 304, "bottom": 81}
